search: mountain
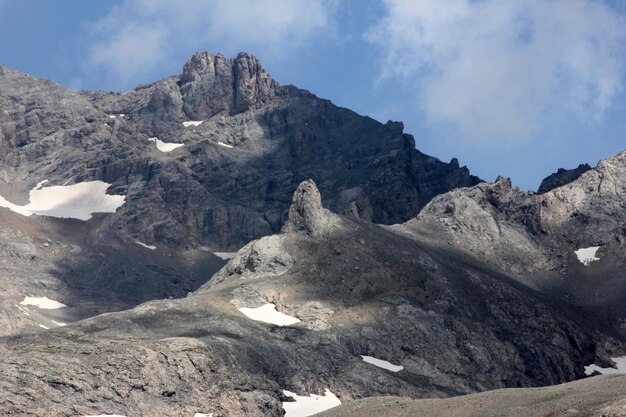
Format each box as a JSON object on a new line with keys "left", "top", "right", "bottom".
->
{"left": 0, "top": 179, "right": 624, "bottom": 416}
{"left": 0, "top": 52, "right": 624, "bottom": 417}
{"left": 0, "top": 52, "right": 480, "bottom": 252}
{"left": 0, "top": 52, "right": 479, "bottom": 336}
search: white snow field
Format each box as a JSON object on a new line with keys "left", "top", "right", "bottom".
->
{"left": 183, "top": 120, "right": 203, "bottom": 127}
{"left": 584, "top": 356, "right": 626, "bottom": 375}
{"left": 148, "top": 137, "right": 185, "bottom": 152}
{"left": 574, "top": 246, "right": 601, "bottom": 266}
{"left": 20, "top": 296, "right": 67, "bottom": 310}
{"left": 239, "top": 304, "right": 301, "bottom": 326}
{"left": 217, "top": 142, "right": 233, "bottom": 148}
{"left": 0, "top": 180, "right": 125, "bottom": 220}
{"left": 361, "top": 355, "right": 404, "bottom": 372}
{"left": 194, "top": 413, "right": 213, "bottom": 417}
{"left": 135, "top": 241, "right": 157, "bottom": 250}
{"left": 214, "top": 252, "right": 236, "bottom": 260}
{"left": 282, "top": 389, "right": 341, "bottom": 417}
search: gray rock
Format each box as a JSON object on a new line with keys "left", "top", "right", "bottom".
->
{"left": 537, "top": 163, "right": 592, "bottom": 194}
{"left": 0, "top": 52, "right": 482, "bottom": 252}
{"left": 281, "top": 180, "right": 331, "bottom": 237}
{"left": 1, "top": 180, "right": 622, "bottom": 416}
{"left": 404, "top": 150, "right": 626, "bottom": 338}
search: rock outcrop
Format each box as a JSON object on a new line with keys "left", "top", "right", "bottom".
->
{"left": 537, "top": 163, "right": 592, "bottom": 194}
{"left": 180, "top": 52, "right": 278, "bottom": 118}
{"left": 281, "top": 180, "right": 331, "bottom": 237}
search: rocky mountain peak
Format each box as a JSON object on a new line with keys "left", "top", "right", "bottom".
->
{"left": 282, "top": 180, "right": 329, "bottom": 237}
{"left": 179, "top": 51, "right": 278, "bottom": 119}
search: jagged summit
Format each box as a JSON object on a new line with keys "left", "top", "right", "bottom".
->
{"left": 180, "top": 51, "right": 279, "bottom": 118}
{"left": 282, "top": 180, "right": 330, "bottom": 237}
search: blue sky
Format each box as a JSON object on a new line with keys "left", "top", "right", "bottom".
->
{"left": 1, "top": 0, "right": 625, "bottom": 191}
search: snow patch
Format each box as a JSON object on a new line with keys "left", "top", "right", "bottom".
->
{"left": 20, "top": 296, "right": 67, "bottom": 310}
{"left": 361, "top": 355, "right": 404, "bottom": 372}
{"left": 584, "top": 356, "right": 626, "bottom": 375}
{"left": 575, "top": 246, "right": 601, "bottom": 266}
{"left": 282, "top": 389, "right": 341, "bottom": 417}
{"left": 194, "top": 414, "right": 213, "bottom": 417}
{"left": 51, "top": 320, "right": 67, "bottom": 327}
{"left": 0, "top": 180, "right": 125, "bottom": 220}
{"left": 148, "top": 137, "right": 184, "bottom": 152}
{"left": 38, "top": 324, "right": 49, "bottom": 330}
{"left": 214, "top": 252, "right": 236, "bottom": 260}
{"left": 183, "top": 120, "right": 203, "bottom": 127}
{"left": 239, "top": 304, "right": 301, "bottom": 326}
{"left": 217, "top": 142, "right": 233, "bottom": 148}
{"left": 135, "top": 241, "right": 157, "bottom": 250}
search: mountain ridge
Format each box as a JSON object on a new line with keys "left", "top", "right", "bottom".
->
{"left": 0, "top": 52, "right": 624, "bottom": 417}
{"left": 1, "top": 51, "right": 481, "bottom": 251}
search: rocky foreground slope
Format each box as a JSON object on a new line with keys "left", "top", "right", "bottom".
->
{"left": 318, "top": 374, "right": 626, "bottom": 417}
{"left": 0, "top": 180, "right": 623, "bottom": 416}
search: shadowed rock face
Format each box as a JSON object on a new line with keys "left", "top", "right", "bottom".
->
{"left": 537, "top": 163, "right": 592, "bottom": 194}
{"left": 0, "top": 52, "right": 481, "bottom": 251}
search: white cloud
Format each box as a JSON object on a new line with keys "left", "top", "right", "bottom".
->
{"left": 366, "top": 0, "right": 626, "bottom": 143}
{"left": 85, "top": 0, "right": 335, "bottom": 84}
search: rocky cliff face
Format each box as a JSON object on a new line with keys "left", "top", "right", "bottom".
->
{"left": 0, "top": 52, "right": 480, "bottom": 252}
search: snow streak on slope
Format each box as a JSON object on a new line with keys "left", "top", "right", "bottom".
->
{"left": 239, "top": 304, "right": 301, "bottom": 326}
{"left": 148, "top": 137, "right": 185, "bottom": 152}
{"left": 584, "top": 356, "right": 626, "bottom": 375}
{"left": 183, "top": 121, "right": 203, "bottom": 127}
{"left": 0, "top": 181, "right": 125, "bottom": 220}
{"left": 361, "top": 355, "right": 404, "bottom": 372}
{"left": 574, "top": 246, "right": 601, "bottom": 266}
{"left": 282, "top": 389, "right": 341, "bottom": 417}
{"left": 20, "top": 296, "right": 67, "bottom": 310}
{"left": 135, "top": 241, "right": 157, "bottom": 250}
